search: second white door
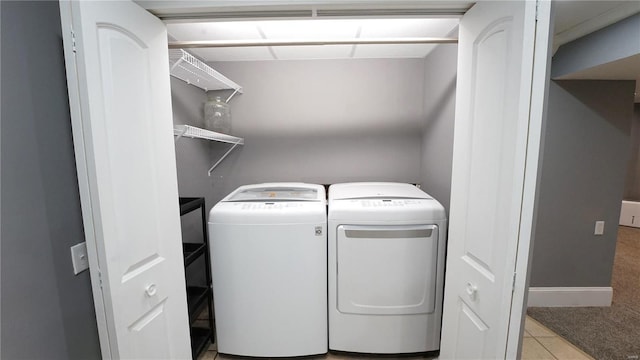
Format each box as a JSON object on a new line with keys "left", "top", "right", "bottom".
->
{"left": 440, "top": 1, "right": 551, "bottom": 358}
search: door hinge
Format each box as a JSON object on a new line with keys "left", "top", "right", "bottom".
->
{"left": 535, "top": 1, "right": 540, "bottom": 21}
{"left": 512, "top": 272, "right": 517, "bottom": 292}
{"left": 71, "top": 30, "right": 77, "bottom": 53}
{"left": 98, "top": 270, "right": 103, "bottom": 289}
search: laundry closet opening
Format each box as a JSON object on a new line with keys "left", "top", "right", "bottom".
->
{"left": 165, "top": 16, "right": 461, "bottom": 214}
{"left": 58, "top": 1, "right": 551, "bottom": 357}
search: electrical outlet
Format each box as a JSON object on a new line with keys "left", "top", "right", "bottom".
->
{"left": 70, "top": 242, "right": 89, "bottom": 275}
{"left": 594, "top": 221, "right": 605, "bottom": 236}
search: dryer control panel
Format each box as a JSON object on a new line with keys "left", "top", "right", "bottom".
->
{"left": 359, "top": 199, "right": 423, "bottom": 208}
{"left": 329, "top": 198, "right": 446, "bottom": 223}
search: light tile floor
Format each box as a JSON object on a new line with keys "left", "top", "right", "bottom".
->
{"left": 198, "top": 316, "right": 594, "bottom": 360}
{"left": 522, "top": 317, "right": 594, "bottom": 360}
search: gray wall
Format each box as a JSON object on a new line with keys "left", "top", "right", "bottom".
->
{"left": 171, "top": 78, "right": 214, "bottom": 285}
{"left": 623, "top": 104, "right": 640, "bottom": 201}
{"left": 420, "top": 45, "right": 458, "bottom": 212}
{"left": 172, "top": 77, "right": 218, "bottom": 213}
{"left": 552, "top": 13, "right": 640, "bottom": 79}
{"left": 530, "top": 80, "right": 636, "bottom": 287}
{"left": 1, "top": 1, "right": 101, "bottom": 358}
{"left": 189, "top": 59, "right": 427, "bottom": 203}
{"left": 171, "top": 59, "right": 429, "bottom": 287}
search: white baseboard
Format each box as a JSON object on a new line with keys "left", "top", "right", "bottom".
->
{"left": 527, "top": 287, "right": 613, "bottom": 307}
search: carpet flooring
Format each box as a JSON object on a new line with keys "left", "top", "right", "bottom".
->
{"left": 528, "top": 226, "right": 640, "bottom": 360}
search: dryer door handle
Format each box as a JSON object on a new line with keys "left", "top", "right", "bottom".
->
{"left": 344, "top": 228, "right": 433, "bottom": 239}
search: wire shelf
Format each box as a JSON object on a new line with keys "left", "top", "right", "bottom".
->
{"left": 173, "top": 125, "right": 244, "bottom": 145}
{"left": 169, "top": 49, "right": 242, "bottom": 93}
{"left": 174, "top": 125, "right": 244, "bottom": 176}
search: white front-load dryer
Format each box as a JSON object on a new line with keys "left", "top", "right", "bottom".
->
{"left": 328, "top": 182, "right": 447, "bottom": 354}
{"left": 209, "top": 183, "right": 327, "bottom": 357}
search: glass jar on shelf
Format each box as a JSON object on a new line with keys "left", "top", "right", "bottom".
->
{"left": 204, "top": 95, "right": 231, "bottom": 134}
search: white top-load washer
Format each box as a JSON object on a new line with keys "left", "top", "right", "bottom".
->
{"left": 208, "top": 183, "right": 327, "bottom": 357}
{"left": 328, "top": 182, "right": 447, "bottom": 354}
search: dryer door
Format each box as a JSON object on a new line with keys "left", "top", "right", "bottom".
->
{"left": 337, "top": 224, "right": 438, "bottom": 315}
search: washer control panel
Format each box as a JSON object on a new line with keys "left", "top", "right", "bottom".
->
{"left": 238, "top": 202, "right": 305, "bottom": 210}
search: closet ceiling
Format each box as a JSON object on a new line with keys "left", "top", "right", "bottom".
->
{"left": 141, "top": 1, "right": 470, "bottom": 62}
{"left": 144, "top": 1, "right": 639, "bottom": 99}
{"left": 166, "top": 18, "right": 460, "bottom": 62}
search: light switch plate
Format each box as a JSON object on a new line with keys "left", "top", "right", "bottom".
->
{"left": 594, "top": 221, "right": 605, "bottom": 236}
{"left": 71, "top": 242, "right": 89, "bottom": 275}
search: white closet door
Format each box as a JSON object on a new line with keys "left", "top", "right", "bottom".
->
{"left": 59, "top": 1, "right": 191, "bottom": 358}
{"left": 440, "top": 1, "right": 551, "bottom": 358}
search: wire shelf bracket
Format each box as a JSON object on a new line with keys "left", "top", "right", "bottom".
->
{"left": 207, "top": 140, "right": 242, "bottom": 176}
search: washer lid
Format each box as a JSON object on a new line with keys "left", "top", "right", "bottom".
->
{"left": 223, "top": 182, "right": 325, "bottom": 202}
{"left": 329, "top": 182, "right": 431, "bottom": 200}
